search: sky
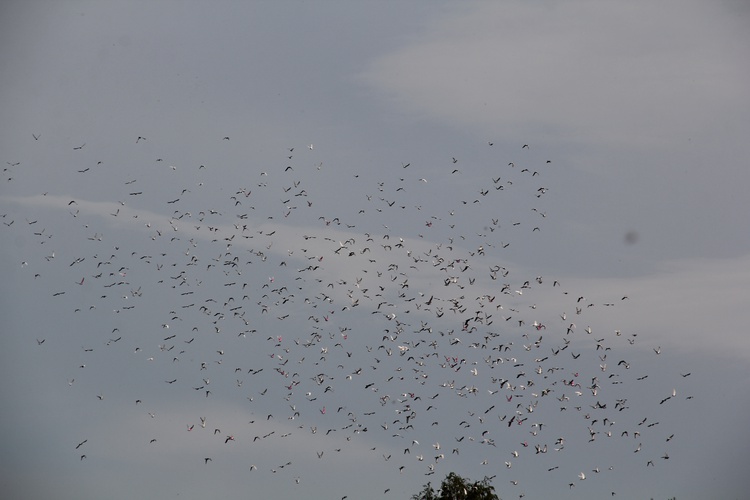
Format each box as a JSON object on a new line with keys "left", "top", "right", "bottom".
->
{"left": 1, "top": 1, "right": 749, "bottom": 499}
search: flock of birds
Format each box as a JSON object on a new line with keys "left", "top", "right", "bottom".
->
{"left": 2, "top": 135, "right": 692, "bottom": 498}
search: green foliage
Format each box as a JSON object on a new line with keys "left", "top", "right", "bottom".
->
{"left": 411, "top": 472, "right": 499, "bottom": 500}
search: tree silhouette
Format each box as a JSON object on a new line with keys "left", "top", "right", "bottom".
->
{"left": 411, "top": 472, "right": 499, "bottom": 500}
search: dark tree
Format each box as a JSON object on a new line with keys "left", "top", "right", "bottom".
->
{"left": 411, "top": 472, "right": 499, "bottom": 500}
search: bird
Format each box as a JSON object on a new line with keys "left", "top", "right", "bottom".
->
{"left": 6, "top": 130, "right": 692, "bottom": 500}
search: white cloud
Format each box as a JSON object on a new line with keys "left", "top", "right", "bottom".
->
{"left": 559, "top": 253, "right": 750, "bottom": 359}
{"left": 360, "top": 0, "right": 749, "bottom": 148}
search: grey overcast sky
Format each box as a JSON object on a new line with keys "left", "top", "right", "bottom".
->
{"left": 1, "top": 1, "right": 749, "bottom": 499}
